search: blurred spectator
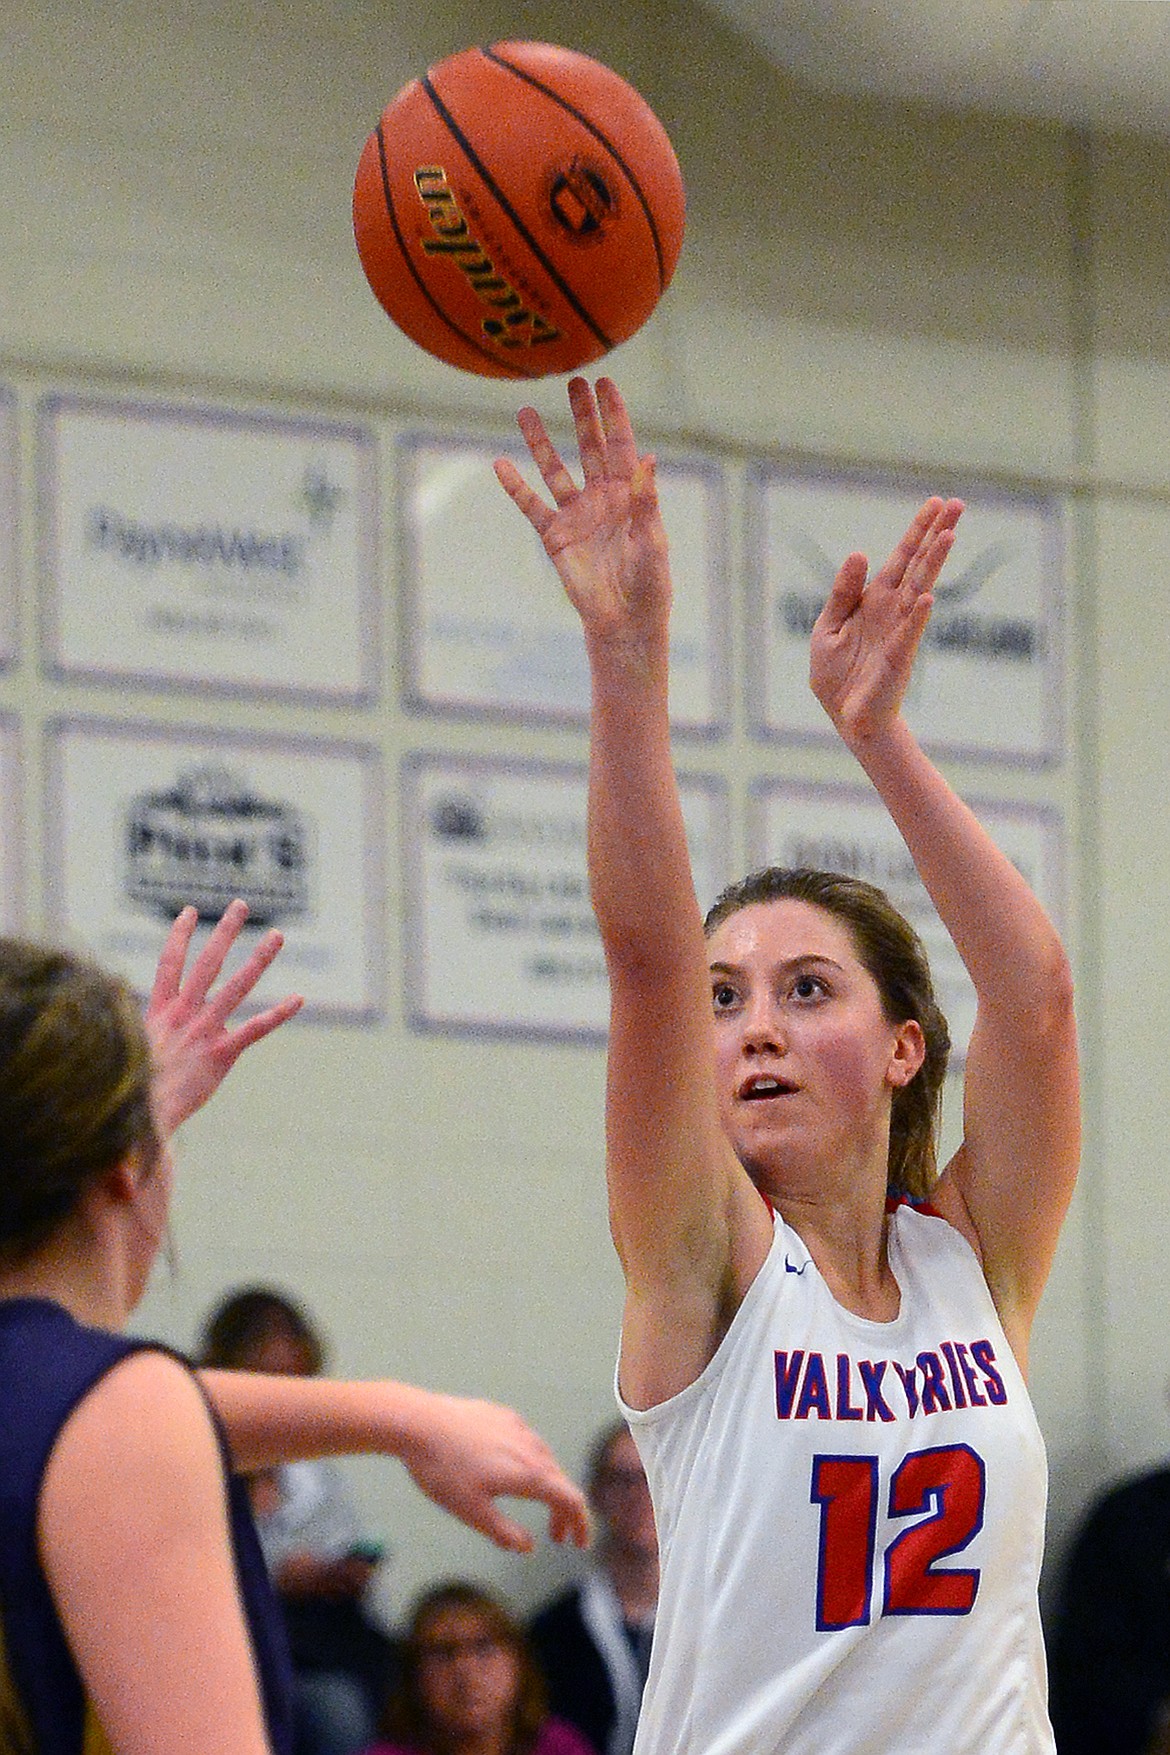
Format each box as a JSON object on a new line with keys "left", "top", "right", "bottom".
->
{"left": 1049, "top": 1464, "right": 1170, "bottom": 1755}
{"left": 200, "top": 1287, "right": 399, "bottom": 1755}
{"left": 367, "top": 1581, "right": 593, "bottom": 1755}
{"left": 529, "top": 1422, "right": 658, "bottom": 1755}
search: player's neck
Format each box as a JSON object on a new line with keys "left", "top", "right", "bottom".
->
{"left": 779, "top": 1195, "right": 900, "bottom": 1323}
{"left": 0, "top": 1215, "right": 132, "bottom": 1333}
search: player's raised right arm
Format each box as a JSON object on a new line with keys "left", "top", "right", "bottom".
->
{"left": 495, "top": 379, "right": 768, "bottom": 1406}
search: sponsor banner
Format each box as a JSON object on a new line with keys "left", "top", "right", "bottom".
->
{"left": 403, "top": 751, "right": 730, "bottom": 1041}
{"left": 39, "top": 395, "right": 378, "bottom": 701}
{"left": 747, "top": 465, "right": 1064, "bottom": 763}
{"left": 46, "top": 719, "right": 384, "bottom": 1021}
{"left": 400, "top": 434, "right": 729, "bottom": 732}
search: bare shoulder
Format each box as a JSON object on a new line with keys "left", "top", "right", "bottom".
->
{"left": 922, "top": 1155, "right": 984, "bottom": 1265}
{"left": 36, "top": 1346, "right": 275, "bottom": 1754}
{"left": 925, "top": 1154, "right": 1040, "bottom": 1368}
{"left": 619, "top": 1176, "right": 776, "bottom": 1410}
{"left": 41, "top": 1349, "right": 225, "bottom": 1542}
{"left": 55, "top": 1347, "right": 214, "bottom": 1449}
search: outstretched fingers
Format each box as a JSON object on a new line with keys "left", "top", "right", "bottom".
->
{"left": 145, "top": 898, "right": 301, "bottom": 1134}
{"left": 148, "top": 904, "right": 200, "bottom": 1013}
{"left": 495, "top": 380, "right": 639, "bottom": 525}
{"left": 594, "top": 377, "right": 639, "bottom": 479}
{"left": 171, "top": 896, "right": 252, "bottom": 1013}
{"left": 885, "top": 497, "right": 945, "bottom": 584}
{"left": 516, "top": 404, "right": 580, "bottom": 506}
{"left": 568, "top": 375, "right": 610, "bottom": 483}
{"left": 221, "top": 991, "right": 304, "bottom": 1058}
{"left": 888, "top": 497, "right": 963, "bottom": 593}
{"left": 906, "top": 510, "right": 962, "bottom": 597}
{"left": 197, "top": 926, "right": 289, "bottom": 1027}
{"left": 494, "top": 400, "right": 584, "bottom": 538}
{"left": 493, "top": 456, "right": 555, "bottom": 538}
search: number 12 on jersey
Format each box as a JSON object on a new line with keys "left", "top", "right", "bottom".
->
{"left": 811, "top": 1443, "right": 986, "bottom": 1630}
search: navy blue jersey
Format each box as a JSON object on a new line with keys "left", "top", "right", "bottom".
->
{"left": 0, "top": 1297, "right": 294, "bottom": 1753}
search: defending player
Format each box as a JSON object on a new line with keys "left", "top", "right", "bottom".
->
{"left": 0, "top": 901, "right": 588, "bottom": 1754}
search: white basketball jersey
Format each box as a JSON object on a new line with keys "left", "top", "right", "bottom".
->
{"left": 619, "top": 1203, "right": 1053, "bottom": 1755}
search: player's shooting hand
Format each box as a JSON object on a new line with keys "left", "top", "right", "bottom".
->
{"left": 395, "top": 1389, "right": 591, "bottom": 1554}
{"left": 145, "top": 898, "right": 303, "bottom": 1138}
{"left": 494, "top": 376, "right": 670, "bottom": 649}
{"left": 809, "top": 496, "right": 963, "bottom": 749}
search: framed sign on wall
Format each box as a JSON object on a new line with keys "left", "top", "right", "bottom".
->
{"left": 39, "top": 395, "right": 379, "bottom": 704}
{"left": 45, "top": 719, "right": 385, "bottom": 1022}
{"left": 399, "top": 434, "right": 729, "bottom": 734}
{"left": 402, "top": 750, "right": 731, "bottom": 1043}
{"left": 747, "top": 464, "right": 1064, "bottom": 765}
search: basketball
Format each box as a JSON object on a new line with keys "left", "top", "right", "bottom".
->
{"left": 352, "top": 41, "right": 686, "bottom": 378}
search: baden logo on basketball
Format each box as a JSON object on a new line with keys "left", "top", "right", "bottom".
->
{"left": 413, "top": 166, "right": 562, "bottom": 353}
{"left": 546, "top": 158, "right": 618, "bottom": 244}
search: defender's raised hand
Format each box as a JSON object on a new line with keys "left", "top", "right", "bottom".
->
{"left": 494, "top": 376, "right": 670, "bottom": 645}
{"left": 809, "top": 495, "right": 963, "bottom": 747}
{"left": 146, "top": 899, "right": 303, "bottom": 1138}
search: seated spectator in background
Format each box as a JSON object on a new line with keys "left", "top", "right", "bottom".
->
{"left": 1049, "top": 1463, "right": 1170, "bottom": 1755}
{"left": 200, "top": 1286, "right": 400, "bottom": 1755}
{"left": 367, "top": 1581, "right": 593, "bottom": 1755}
{"left": 529, "top": 1422, "right": 658, "bottom": 1755}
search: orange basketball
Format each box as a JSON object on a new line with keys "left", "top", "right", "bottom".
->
{"left": 352, "top": 41, "right": 686, "bottom": 378}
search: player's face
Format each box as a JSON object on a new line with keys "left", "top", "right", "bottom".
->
{"left": 415, "top": 1606, "right": 520, "bottom": 1741}
{"left": 707, "top": 899, "right": 922, "bottom": 1191}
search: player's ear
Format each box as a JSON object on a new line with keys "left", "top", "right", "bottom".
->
{"left": 887, "top": 1020, "right": 926, "bottom": 1088}
{"left": 98, "top": 1149, "right": 150, "bottom": 1205}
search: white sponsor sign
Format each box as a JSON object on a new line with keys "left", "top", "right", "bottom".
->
{"left": 46, "top": 720, "right": 384, "bottom": 1021}
{"left": 40, "top": 396, "right": 378, "bottom": 701}
{"left": 404, "top": 752, "right": 730, "bottom": 1041}
{"left": 400, "top": 436, "right": 729, "bottom": 730}
{"left": 748, "top": 466, "right": 1064, "bottom": 763}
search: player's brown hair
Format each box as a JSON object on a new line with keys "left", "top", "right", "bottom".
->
{"left": 0, "top": 940, "right": 158, "bottom": 1262}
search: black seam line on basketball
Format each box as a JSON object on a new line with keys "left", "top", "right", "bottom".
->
{"left": 482, "top": 45, "right": 667, "bottom": 290}
{"left": 420, "top": 73, "right": 613, "bottom": 351}
{"left": 372, "top": 120, "right": 535, "bottom": 380}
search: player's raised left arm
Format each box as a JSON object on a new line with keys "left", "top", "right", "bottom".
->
{"left": 810, "top": 502, "right": 1080, "bottom": 1353}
